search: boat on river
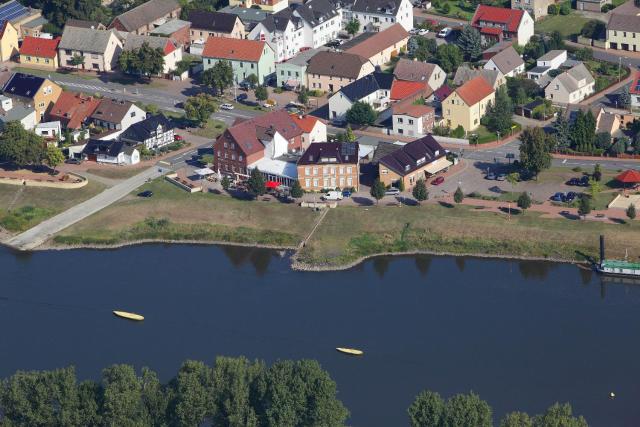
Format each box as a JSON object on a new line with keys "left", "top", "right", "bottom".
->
{"left": 113, "top": 311, "right": 144, "bottom": 321}
{"left": 596, "top": 236, "right": 640, "bottom": 278}
{"left": 336, "top": 347, "right": 363, "bottom": 356}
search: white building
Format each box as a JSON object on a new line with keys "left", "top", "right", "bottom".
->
{"left": 0, "top": 95, "right": 36, "bottom": 130}
{"left": 82, "top": 139, "right": 140, "bottom": 165}
{"left": 34, "top": 121, "right": 61, "bottom": 140}
{"left": 90, "top": 98, "right": 146, "bottom": 132}
{"left": 527, "top": 49, "right": 567, "bottom": 81}
{"left": 545, "top": 63, "right": 595, "bottom": 105}
{"left": 120, "top": 114, "right": 175, "bottom": 150}
{"left": 328, "top": 72, "right": 394, "bottom": 121}
{"left": 347, "top": 0, "right": 413, "bottom": 32}
{"left": 483, "top": 45, "right": 524, "bottom": 78}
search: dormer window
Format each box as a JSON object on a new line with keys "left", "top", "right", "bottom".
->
{"left": 404, "top": 165, "right": 410, "bottom": 172}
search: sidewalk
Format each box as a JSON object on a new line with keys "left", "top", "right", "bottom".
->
{"left": 579, "top": 74, "right": 633, "bottom": 106}
{"left": 566, "top": 40, "right": 640, "bottom": 60}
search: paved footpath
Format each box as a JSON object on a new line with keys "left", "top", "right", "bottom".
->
{"left": 3, "top": 166, "right": 164, "bottom": 251}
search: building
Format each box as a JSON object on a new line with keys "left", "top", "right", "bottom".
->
{"left": 0, "top": 0, "right": 43, "bottom": 38}
{"left": 247, "top": 0, "right": 342, "bottom": 62}
{"left": 82, "top": 139, "right": 140, "bottom": 165}
{"left": 442, "top": 76, "right": 495, "bottom": 132}
{"left": 65, "top": 19, "right": 106, "bottom": 30}
{"left": 606, "top": 1, "right": 640, "bottom": 52}
{"left": 526, "top": 49, "right": 567, "bottom": 81}
{"left": 482, "top": 40, "right": 512, "bottom": 60}
{"left": 545, "top": 63, "right": 595, "bottom": 104}
{"left": 19, "top": 36, "right": 59, "bottom": 69}
{"left": 58, "top": 27, "right": 123, "bottom": 72}
{"left": 0, "top": 95, "right": 36, "bottom": 130}
{"left": 20, "top": 16, "right": 48, "bottom": 38}
{"left": 306, "top": 51, "right": 374, "bottom": 92}
{"left": 511, "top": 0, "right": 553, "bottom": 20}
{"left": 0, "top": 21, "right": 18, "bottom": 62}
{"left": 390, "top": 79, "right": 431, "bottom": 101}
{"left": 483, "top": 45, "right": 524, "bottom": 77}
{"left": 344, "top": 23, "right": 409, "bottom": 67}
{"left": 290, "top": 114, "right": 327, "bottom": 151}
{"left": 276, "top": 47, "right": 325, "bottom": 89}
{"left": 219, "top": 6, "right": 270, "bottom": 32}
{"left": 228, "top": 0, "right": 289, "bottom": 13}
{"left": 108, "top": 0, "right": 181, "bottom": 35}
{"left": 120, "top": 114, "right": 175, "bottom": 149}
{"left": 393, "top": 59, "right": 445, "bottom": 92}
{"left": 48, "top": 92, "right": 101, "bottom": 130}
{"left": 453, "top": 65, "right": 505, "bottom": 89}
{"left": 90, "top": 98, "right": 146, "bottom": 132}
{"left": 188, "top": 10, "right": 245, "bottom": 44}
{"left": 378, "top": 134, "right": 451, "bottom": 189}
{"left": 577, "top": 0, "right": 610, "bottom": 12}
{"left": 214, "top": 110, "right": 304, "bottom": 184}
{"left": 3, "top": 73, "right": 62, "bottom": 123}
{"left": 391, "top": 99, "right": 435, "bottom": 137}
{"left": 34, "top": 121, "right": 61, "bottom": 141}
{"left": 471, "top": 4, "right": 534, "bottom": 46}
{"left": 150, "top": 19, "right": 191, "bottom": 47}
{"left": 297, "top": 142, "right": 359, "bottom": 191}
{"left": 348, "top": 0, "right": 413, "bottom": 32}
{"left": 630, "top": 71, "right": 640, "bottom": 108}
{"left": 328, "top": 72, "right": 394, "bottom": 121}
{"left": 203, "top": 38, "right": 275, "bottom": 85}
{"left": 121, "top": 33, "right": 182, "bottom": 75}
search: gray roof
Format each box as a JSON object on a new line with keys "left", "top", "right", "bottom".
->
{"left": 538, "top": 49, "right": 565, "bottom": 62}
{"left": 292, "top": 0, "right": 339, "bottom": 27}
{"left": 150, "top": 19, "right": 190, "bottom": 36}
{"left": 351, "top": 0, "right": 403, "bottom": 14}
{"left": 281, "top": 46, "right": 328, "bottom": 67}
{"left": 59, "top": 27, "right": 118, "bottom": 54}
{"left": 488, "top": 46, "right": 523, "bottom": 75}
{"left": 219, "top": 6, "right": 269, "bottom": 24}
{"left": 0, "top": 102, "right": 34, "bottom": 124}
{"left": 607, "top": 1, "right": 640, "bottom": 32}
{"left": 21, "top": 16, "right": 48, "bottom": 29}
{"left": 122, "top": 33, "right": 173, "bottom": 51}
{"left": 528, "top": 66, "right": 550, "bottom": 74}
{"left": 339, "top": 72, "right": 393, "bottom": 101}
{"left": 393, "top": 58, "right": 438, "bottom": 82}
{"left": 110, "top": 0, "right": 180, "bottom": 32}
{"left": 453, "top": 65, "right": 502, "bottom": 87}
{"left": 553, "top": 63, "right": 594, "bottom": 93}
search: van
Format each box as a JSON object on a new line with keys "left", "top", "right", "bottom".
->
{"left": 322, "top": 191, "right": 343, "bottom": 201}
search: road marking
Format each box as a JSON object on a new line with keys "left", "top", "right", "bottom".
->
{"left": 562, "top": 159, "right": 567, "bottom": 164}
{"left": 158, "top": 161, "right": 170, "bottom": 165}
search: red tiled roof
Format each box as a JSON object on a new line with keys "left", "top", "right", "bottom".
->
{"left": 480, "top": 27, "right": 502, "bottom": 36}
{"left": 434, "top": 85, "right": 453, "bottom": 100}
{"left": 453, "top": 76, "right": 494, "bottom": 106}
{"left": 203, "top": 38, "right": 268, "bottom": 62}
{"left": 290, "top": 114, "right": 321, "bottom": 133}
{"left": 20, "top": 36, "right": 60, "bottom": 58}
{"left": 472, "top": 5, "right": 524, "bottom": 33}
{"left": 392, "top": 101, "right": 434, "bottom": 118}
{"left": 390, "top": 80, "right": 429, "bottom": 101}
{"left": 630, "top": 72, "right": 640, "bottom": 95}
{"left": 49, "top": 92, "right": 101, "bottom": 129}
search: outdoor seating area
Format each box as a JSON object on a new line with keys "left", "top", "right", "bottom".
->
{"left": 0, "top": 168, "right": 87, "bottom": 188}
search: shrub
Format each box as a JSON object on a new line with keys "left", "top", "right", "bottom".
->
{"left": 548, "top": 4, "right": 559, "bottom": 14}
{"left": 559, "top": 2, "right": 570, "bottom": 14}
{"left": 451, "top": 125, "right": 465, "bottom": 138}
{"left": 273, "top": 87, "right": 284, "bottom": 94}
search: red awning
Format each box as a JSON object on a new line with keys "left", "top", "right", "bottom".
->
{"left": 266, "top": 181, "right": 280, "bottom": 189}
{"left": 616, "top": 169, "right": 640, "bottom": 183}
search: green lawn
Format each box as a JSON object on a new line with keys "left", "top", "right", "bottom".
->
{"left": 428, "top": 0, "right": 476, "bottom": 20}
{"left": 535, "top": 15, "right": 590, "bottom": 38}
{"left": 191, "top": 119, "right": 227, "bottom": 138}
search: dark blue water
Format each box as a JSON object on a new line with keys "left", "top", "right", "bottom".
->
{"left": 1, "top": 244, "right": 639, "bottom": 426}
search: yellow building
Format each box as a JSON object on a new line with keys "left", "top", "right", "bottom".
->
{"left": 0, "top": 21, "right": 18, "bottom": 62}
{"left": 443, "top": 76, "right": 495, "bottom": 133}
{"left": 3, "top": 73, "right": 62, "bottom": 123}
{"left": 228, "top": 0, "right": 288, "bottom": 13}
{"left": 19, "top": 36, "right": 60, "bottom": 69}
{"left": 606, "top": 1, "right": 640, "bottom": 52}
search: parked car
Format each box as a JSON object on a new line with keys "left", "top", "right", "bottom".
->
{"left": 580, "top": 176, "right": 590, "bottom": 186}
{"left": 496, "top": 173, "right": 506, "bottom": 181}
{"left": 385, "top": 187, "right": 401, "bottom": 196}
{"left": 64, "top": 158, "right": 82, "bottom": 164}
{"left": 550, "top": 192, "right": 565, "bottom": 202}
{"left": 322, "top": 190, "right": 343, "bottom": 201}
{"left": 220, "top": 103, "right": 234, "bottom": 110}
{"left": 418, "top": 28, "right": 429, "bottom": 36}
{"left": 486, "top": 171, "right": 496, "bottom": 180}
{"left": 342, "top": 190, "right": 352, "bottom": 198}
{"left": 565, "top": 191, "right": 577, "bottom": 202}
{"left": 437, "top": 27, "right": 451, "bottom": 38}
{"left": 325, "top": 40, "right": 341, "bottom": 48}
{"left": 174, "top": 134, "right": 184, "bottom": 141}
{"left": 138, "top": 190, "right": 153, "bottom": 198}
{"left": 236, "top": 93, "right": 248, "bottom": 102}
{"left": 431, "top": 176, "right": 445, "bottom": 185}
{"left": 331, "top": 118, "right": 347, "bottom": 127}
{"left": 409, "top": 28, "right": 420, "bottom": 35}
{"left": 567, "top": 177, "right": 581, "bottom": 186}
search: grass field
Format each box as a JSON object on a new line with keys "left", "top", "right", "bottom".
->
{"left": 0, "top": 181, "right": 105, "bottom": 232}
{"left": 53, "top": 179, "right": 320, "bottom": 247}
{"left": 85, "top": 168, "right": 148, "bottom": 180}
{"left": 535, "top": 15, "right": 590, "bottom": 38}
{"left": 191, "top": 119, "right": 228, "bottom": 139}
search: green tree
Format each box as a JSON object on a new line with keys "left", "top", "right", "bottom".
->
{"left": 118, "top": 42, "right": 165, "bottom": 78}
{"left": 211, "top": 356, "right": 263, "bottom": 427}
{"left": 221, "top": 175, "right": 231, "bottom": 190}
{"left": 69, "top": 53, "right": 85, "bottom": 69}
{"left": 101, "top": 364, "right": 147, "bottom": 426}
{"left": 610, "top": 137, "right": 628, "bottom": 155}
{"left": 44, "top": 145, "right": 65, "bottom": 173}
{"left": 627, "top": 203, "right": 636, "bottom": 220}
{"left": 619, "top": 85, "right": 631, "bottom": 108}
{"left": 443, "top": 392, "right": 492, "bottom": 427}
{"left": 344, "top": 125, "right": 356, "bottom": 142}
{"left": 412, "top": 179, "right": 428, "bottom": 204}
{"left": 592, "top": 163, "right": 602, "bottom": 181}
{"left": 254, "top": 85, "right": 268, "bottom": 102}
{"left": 202, "top": 60, "right": 234, "bottom": 94}
{"left": 454, "top": 186, "right": 464, "bottom": 204}
{"left": 246, "top": 73, "right": 259, "bottom": 88}
{"left": 533, "top": 403, "right": 587, "bottom": 427}
{"left": 408, "top": 390, "right": 445, "bottom": 427}
{"left": 346, "top": 101, "right": 377, "bottom": 125}
{"left": 0, "top": 121, "right": 46, "bottom": 167}
{"left": 578, "top": 195, "right": 592, "bottom": 218}
{"left": 501, "top": 411, "right": 533, "bottom": 427}
{"left": 457, "top": 25, "right": 482, "bottom": 61}
{"left": 77, "top": 380, "right": 102, "bottom": 426}
{"left": 435, "top": 43, "right": 463, "bottom": 73}
{"left": 171, "top": 360, "right": 212, "bottom": 427}
{"left": 581, "top": 19, "right": 606, "bottom": 39}
{"left": 298, "top": 86, "right": 310, "bottom": 105}
{"left": 519, "top": 127, "right": 551, "bottom": 177}
{"left": 370, "top": 178, "right": 386, "bottom": 204}
{"left": 485, "top": 86, "right": 514, "bottom": 134}
{"left": 575, "top": 47, "right": 593, "bottom": 61}
{"left": 140, "top": 367, "right": 168, "bottom": 426}
{"left": 247, "top": 167, "right": 266, "bottom": 196}
{"left": 588, "top": 177, "right": 602, "bottom": 198}
{"left": 594, "top": 132, "right": 611, "bottom": 150}
{"left": 517, "top": 192, "right": 532, "bottom": 214}
{"left": 346, "top": 19, "right": 360, "bottom": 35}
{"left": 559, "top": 1, "right": 571, "bottom": 14}
{"left": 184, "top": 93, "right": 218, "bottom": 127}
{"left": 411, "top": 37, "right": 438, "bottom": 62}
{"left": 506, "top": 172, "right": 520, "bottom": 193}
{"left": 290, "top": 180, "right": 304, "bottom": 198}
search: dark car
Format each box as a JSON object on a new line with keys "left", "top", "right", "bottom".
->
{"left": 236, "top": 93, "right": 248, "bottom": 102}
{"left": 342, "top": 190, "right": 352, "bottom": 198}
{"left": 565, "top": 191, "right": 577, "bottom": 202}
{"left": 64, "top": 158, "right": 82, "bottom": 164}
{"left": 431, "top": 176, "right": 445, "bottom": 185}
{"left": 550, "top": 192, "right": 565, "bottom": 202}
{"left": 138, "top": 190, "right": 154, "bottom": 198}
{"left": 325, "top": 40, "right": 341, "bottom": 48}
{"left": 331, "top": 118, "right": 347, "bottom": 127}
{"left": 580, "top": 176, "right": 590, "bottom": 186}
{"left": 567, "top": 177, "right": 580, "bottom": 186}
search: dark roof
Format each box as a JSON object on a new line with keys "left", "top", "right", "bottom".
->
{"left": 260, "top": 9, "right": 298, "bottom": 32}
{"left": 188, "top": 10, "right": 239, "bottom": 33}
{"left": 291, "top": 0, "right": 339, "bottom": 27}
{"left": 109, "top": 0, "right": 180, "bottom": 32}
{"left": 65, "top": 19, "right": 104, "bottom": 29}
{"left": 379, "top": 134, "right": 445, "bottom": 176}
{"left": 90, "top": 98, "right": 137, "bottom": 123}
{"left": 351, "top": 0, "right": 403, "bottom": 14}
{"left": 297, "top": 142, "right": 359, "bottom": 165}
{"left": 83, "top": 139, "right": 135, "bottom": 157}
{"left": 339, "top": 72, "right": 393, "bottom": 101}
{"left": 371, "top": 141, "right": 402, "bottom": 165}
{"left": 607, "top": 1, "right": 640, "bottom": 32}
{"left": 306, "top": 51, "right": 370, "bottom": 79}
{"left": 3, "top": 72, "right": 45, "bottom": 99}
{"left": 120, "top": 114, "right": 173, "bottom": 142}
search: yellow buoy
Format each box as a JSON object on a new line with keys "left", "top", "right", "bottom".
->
{"left": 113, "top": 310, "right": 144, "bottom": 321}
{"left": 336, "top": 347, "right": 363, "bottom": 356}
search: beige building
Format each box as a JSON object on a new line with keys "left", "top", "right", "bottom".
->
{"left": 188, "top": 10, "right": 245, "bottom": 44}
{"left": 58, "top": 27, "right": 123, "bottom": 72}
{"left": 510, "top": 0, "right": 553, "bottom": 20}
{"left": 443, "top": 76, "right": 495, "bottom": 133}
{"left": 345, "top": 23, "right": 409, "bottom": 67}
{"left": 545, "top": 63, "right": 595, "bottom": 104}
{"left": 606, "top": 1, "right": 640, "bottom": 52}
{"left": 108, "top": 0, "right": 181, "bottom": 35}
{"left": 296, "top": 142, "right": 360, "bottom": 191}
{"left": 0, "top": 21, "right": 18, "bottom": 62}
{"left": 306, "top": 51, "right": 374, "bottom": 93}
{"left": 3, "top": 73, "right": 62, "bottom": 123}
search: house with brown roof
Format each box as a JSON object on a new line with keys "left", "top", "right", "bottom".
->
{"left": 214, "top": 110, "right": 304, "bottom": 184}
{"left": 393, "top": 58, "right": 445, "bottom": 92}
{"left": 378, "top": 134, "right": 451, "bottom": 189}
{"left": 391, "top": 99, "right": 435, "bottom": 137}
{"left": 90, "top": 98, "right": 146, "bottom": 132}
{"left": 606, "top": 1, "right": 640, "bottom": 52}
{"left": 202, "top": 38, "right": 275, "bottom": 85}
{"left": 453, "top": 65, "right": 505, "bottom": 89}
{"left": 48, "top": 92, "right": 101, "bottom": 130}
{"left": 443, "top": 76, "right": 495, "bottom": 132}
{"left": 65, "top": 19, "right": 106, "bottom": 30}
{"left": 58, "top": 27, "right": 122, "bottom": 72}
{"left": 290, "top": 114, "right": 327, "bottom": 151}
{"left": 108, "top": 0, "right": 181, "bottom": 35}
{"left": 483, "top": 45, "right": 524, "bottom": 77}
{"left": 344, "top": 23, "right": 409, "bottom": 67}
{"left": 188, "top": 10, "right": 245, "bottom": 44}
{"left": 297, "top": 142, "right": 360, "bottom": 191}
{"left": 306, "top": 51, "right": 375, "bottom": 93}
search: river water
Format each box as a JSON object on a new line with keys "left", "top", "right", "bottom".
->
{"left": 1, "top": 244, "right": 639, "bottom": 426}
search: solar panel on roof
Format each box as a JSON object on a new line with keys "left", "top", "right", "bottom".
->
{"left": 0, "top": 1, "right": 29, "bottom": 23}
{"left": 341, "top": 143, "right": 356, "bottom": 156}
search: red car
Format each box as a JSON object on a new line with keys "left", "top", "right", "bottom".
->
{"left": 431, "top": 176, "right": 444, "bottom": 185}
{"left": 174, "top": 134, "right": 184, "bottom": 141}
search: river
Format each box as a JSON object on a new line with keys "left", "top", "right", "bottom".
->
{"left": 1, "top": 244, "right": 639, "bottom": 426}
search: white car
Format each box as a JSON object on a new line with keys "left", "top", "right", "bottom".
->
{"left": 322, "top": 191, "right": 343, "bottom": 201}
{"left": 418, "top": 28, "right": 429, "bottom": 36}
{"left": 437, "top": 27, "right": 451, "bottom": 38}
{"left": 220, "top": 103, "right": 234, "bottom": 110}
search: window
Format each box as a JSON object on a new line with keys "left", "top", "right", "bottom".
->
{"left": 239, "top": 155, "right": 243, "bottom": 161}
{"left": 313, "top": 167, "right": 318, "bottom": 175}
{"left": 130, "top": 112, "right": 136, "bottom": 117}
{"left": 305, "top": 179, "right": 310, "bottom": 187}
{"left": 305, "top": 167, "right": 310, "bottom": 176}
{"left": 346, "top": 167, "right": 352, "bottom": 174}
{"left": 397, "top": 117, "right": 403, "bottom": 123}
{"left": 408, "top": 119, "right": 414, "bottom": 125}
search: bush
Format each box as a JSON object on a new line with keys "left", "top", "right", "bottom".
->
{"left": 601, "top": 3, "right": 615, "bottom": 12}
{"left": 451, "top": 125, "right": 465, "bottom": 138}
{"left": 441, "top": 2, "right": 451, "bottom": 13}
{"left": 273, "top": 87, "right": 284, "bottom": 94}
{"left": 559, "top": 2, "right": 570, "bottom": 14}
{"left": 548, "top": 4, "right": 559, "bottom": 14}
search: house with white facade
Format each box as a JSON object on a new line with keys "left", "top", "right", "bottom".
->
{"left": 391, "top": 99, "right": 435, "bottom": 137}
{"left": 328, "top": 72, "right": 394, "bottom": 121}
{"left": 34, "top": 121, "right": 61, "bottom": 141}
{"left": 483, "top": 45, "right": 524, "bottom": 77}
{"left": 471, "top": 5, "right": 534, "bottom": 46}
{"left": 248, "top": 0, "right": 341, "bottom": 62}
{"left": 121, "top": 33, "right": 182, "bottom": 76}
{"left": 120, "top": 114, "right": 175, "bottom": 150}
{"left": 347, "top": 0, "right": 413, "bottom": 32}
{"left": 545, "top": 63, "right": 595, "bottom": 105}
{"left": 290, "top": 114, "right": 327, "bottom": 151}
{"left": 0, "top": 95, "right": 36, "bottom": 130}
{"left": 90, "top": 98, "right": 146, "bottom": 132}
{"left": 58, "top": 27, "right": 123, "bottom": 72}
{"left": 82, "top": 139, "right": 140, "bottom": 165}
{"left": 630, "top": 71, "right": 640, "bottom": 109}
{"left": 527, "top": 49, "right": 567, "bottom": 81}
{"left": 393, "top": 59, "right": 446, "bottom": 92}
